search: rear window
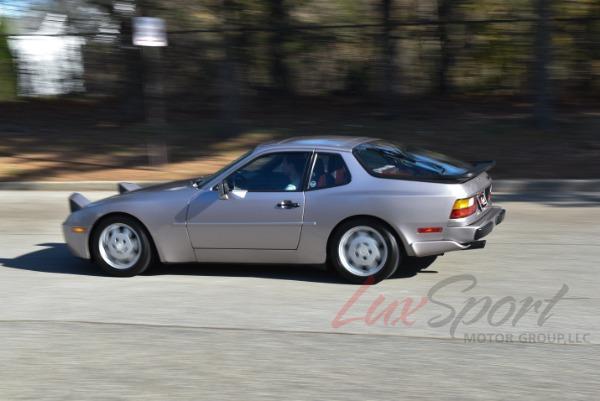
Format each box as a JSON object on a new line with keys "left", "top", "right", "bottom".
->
{"left": 353, "top": 141, "right": 474, "bottom": 180}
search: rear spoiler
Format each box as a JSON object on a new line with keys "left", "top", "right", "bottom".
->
{"left": 464, "top": 160, "right": 496, "bottom": 178}
{"left": 118, "top": 182, "right": 141, "bottom": 194}
{"left": 69, "top": 192, "right": 90, "bottom": 212}
{"left": 432, "top": 160, "right": 496, "bottom": 183}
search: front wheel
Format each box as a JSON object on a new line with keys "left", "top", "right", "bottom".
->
{"left": 90, "top": 215, "right": 155, "bottom": 277}
{"left": 328, "top": 218, "right": 400, "bottom": 284}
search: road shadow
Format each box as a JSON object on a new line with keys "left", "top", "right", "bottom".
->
{"left": 143, "top": 262, "right": 343, "bottom": 284}
{"left": 145, "top": 262, "right": 429, "bottom": 282}
{"left": 0, "top": 243, "right": 430, "bottom": 283}
{"left": 0, "top": 243, "right": 103, "bottom": 276}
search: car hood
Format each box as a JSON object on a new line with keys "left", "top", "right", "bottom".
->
{"left": 87, "top": 179, "right": 196, "bottom": 208}
{"left": 128, "top": 179, "right": 195, "bottom": 194}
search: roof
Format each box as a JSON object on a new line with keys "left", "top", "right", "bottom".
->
{"left": 257, "top": 136, "right": 374, "bottom": 152}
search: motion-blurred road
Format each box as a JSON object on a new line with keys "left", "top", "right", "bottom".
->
{"left": 0, "top": 190, "right": 598, "bottom": 401}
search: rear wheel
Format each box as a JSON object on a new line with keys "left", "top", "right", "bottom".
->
{"left": 328, "top": 218, "right": 400, "bottom": 284}
{"left": 91, "top": 215, "right": 155, "bottom": 277}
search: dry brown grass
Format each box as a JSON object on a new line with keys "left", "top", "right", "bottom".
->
{"left": 0, "top": 99, "right": 598, "bottom": 181}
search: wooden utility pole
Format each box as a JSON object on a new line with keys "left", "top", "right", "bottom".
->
{"left": 118, "top": 9, "right": 145, "bottom": 122}
{"left": 131, "top": 0, "right": 169, "bottom": 165}
{"left": 142, "top": 45, "right": 166, "bottom": 126}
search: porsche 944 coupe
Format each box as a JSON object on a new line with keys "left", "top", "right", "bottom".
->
{"left": 63, "top": 136, "right": 505, "bottom": 283}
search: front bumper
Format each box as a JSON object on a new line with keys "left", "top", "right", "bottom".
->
{"left": 409, "top": 206, "right": 506, "bottom": 257}
{"left": 62, "top": 222, "right": 91, "bottom": 259}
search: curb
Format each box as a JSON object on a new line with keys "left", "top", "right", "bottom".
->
{"left": 491, "top": 179, "right": 600, "bottom": 194}
{"left": 0, "top": 179, "right": 599, "bottom": 193}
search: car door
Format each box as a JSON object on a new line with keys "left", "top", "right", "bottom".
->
{"left": 186, "top": 151, "right": 312, "bottom": 250}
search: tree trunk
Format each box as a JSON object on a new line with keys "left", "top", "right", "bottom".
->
{"left": 219, "top": 0, "right": 241, "bottom": 134}
{"left": 533, "top": 0, "right": 553, "bottom": 130}
{"left": 267, "top": 0, "right": 289, "bottom": 94}
{"left": 379, "top": 0, "right": 396, "bottom": 113}
{"left": 437, "top": 0, "right": 451, "bottom": 95}
{"left": 582, "top": 2, "right": 600, "bottom": 94}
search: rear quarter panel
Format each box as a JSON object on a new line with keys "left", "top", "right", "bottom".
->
{"left": 300, "top": 152, "right": 485, "bottom": 259}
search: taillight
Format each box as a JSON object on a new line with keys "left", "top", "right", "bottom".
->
{"left": 450, "top": 197, "right": 477, "bottom": 219}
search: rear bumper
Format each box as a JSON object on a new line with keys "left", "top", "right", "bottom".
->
{"left": 409, "top": 206, "right": 506, "bottom": 257}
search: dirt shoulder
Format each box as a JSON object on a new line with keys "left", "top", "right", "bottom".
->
{"left": 1, "top": 100, "right": 598, "bottom": 181}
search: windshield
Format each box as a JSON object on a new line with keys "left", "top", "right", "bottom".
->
{"left": 194, "top": 149, "right": 254, "bottom": 187}
{"left": 353, "top": 140, "right": 474, "bottom": 180}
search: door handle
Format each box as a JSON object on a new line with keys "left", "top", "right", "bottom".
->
{"left": 276, "top": 200, "right": 300, "bottom": 209}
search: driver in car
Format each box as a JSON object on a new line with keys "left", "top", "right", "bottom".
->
{"left": 281, "top": 155, "right": 305, "bottom": 191}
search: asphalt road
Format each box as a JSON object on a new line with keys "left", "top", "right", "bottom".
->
{"left": 0, "top": 190, "right": 598, "bottom": 400}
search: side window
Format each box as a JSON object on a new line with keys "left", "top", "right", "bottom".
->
{"left": 308, "top": 153, "right": 351, "bottom": 190}
{"left": 226, "top": 152, "right": 311, "bottom": 192}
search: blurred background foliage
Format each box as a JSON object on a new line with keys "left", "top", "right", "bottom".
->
{"left": 0, "top": 18, "right": 17, "bottom": 101}
{"left": 3, "top": 0, "right": 600, "bottom": 115}
{"left": 0, "top": 0, "right": 599, "bottom": 180}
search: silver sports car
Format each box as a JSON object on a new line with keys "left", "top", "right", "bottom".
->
{"left": 63, "top": 136, "right": 505, "bottom": 283}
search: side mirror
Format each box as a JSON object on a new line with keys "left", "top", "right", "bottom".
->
{"left": 217, "top": 181, "right": 231, "bottom": 200}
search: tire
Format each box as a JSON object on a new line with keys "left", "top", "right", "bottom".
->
{"left": 328, "top": 218, "right": 400, "bottom": 284}
{"left": 90, "top": 215, "right": 155, "bottom": 277}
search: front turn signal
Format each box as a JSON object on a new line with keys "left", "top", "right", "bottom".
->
{"left": 450, "top": 197, "right": 477, "bottom": 219}
{"left": 71, "top": 226, "right": 87, "bottom": 234}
